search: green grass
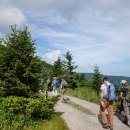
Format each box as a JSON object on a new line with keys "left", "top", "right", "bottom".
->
{"left": 67, "top": 101, "right": 95, "bottom": 116}
{"left": 24, "top": 114, "right": 70, "bottom": 130}
{"left": 66, "top": 87, "right": 100, "bottom": 104}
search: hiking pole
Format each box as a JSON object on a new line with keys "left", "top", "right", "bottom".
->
{"left": 46, "top": 89, "right": 48, "bottom": 99}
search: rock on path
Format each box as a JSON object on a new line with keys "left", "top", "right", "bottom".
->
{"left": 54, "top": 95, "right": 130, "bottom": 130}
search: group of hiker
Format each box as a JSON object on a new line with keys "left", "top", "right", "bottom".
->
{"left": 40, "top": 76, "right": 130, "bottom": 129}
{"left": 100, "top": 77, "right": 130, "bottom": 130}
{"left": 40, "top": 77, "right": 68, "bottom": 102}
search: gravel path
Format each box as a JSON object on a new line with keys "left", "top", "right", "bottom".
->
{"left": 54, "top": 95, "right": 130, "bottom": 130}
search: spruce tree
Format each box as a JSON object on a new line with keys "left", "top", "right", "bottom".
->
{"left": 79, "top": 73, "right": 86, "bottom": 80}
{"left": 52, "top": 57, "right": 63, "bottom": 77}
{"left": 75, "top": 74, "right": 79, "bottom": 81}
{"left": 63, "top": 51, "right": 78, "bottom": 76}
{"left": 91, "top": 65, "right": 102, "bottom": 91}
{"left": 0, "top": 25, "right": 42, "bottom": 97}
{"left": 41, "top": 60, "right": 53, "bottom": 78}
{"left": 63, "top": 51, "right": 78, "bottom": 88}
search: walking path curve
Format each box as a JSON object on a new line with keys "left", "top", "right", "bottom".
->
{"left": 54, "top": 95, "right": 130, "bottom": 130}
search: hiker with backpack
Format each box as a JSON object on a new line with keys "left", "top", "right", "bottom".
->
{"left": 47, "top": 77, "right": 52, "bottom": 91}
{"left": 118, "top": 80, "right": 130, "bottom": 124}
{"left": 60, "top": 77, "right": 68, "bottom": 103}
{"left": 40, "top": 77, "right": 44, "bottom": 86}
{"left": 52, "top": 77, "right": 59, "bottom": 96}
{"left": 100, "top": 77, "right": 115, "bottom": 130}
{"left": 40, "top": 77, "right": 44, "bottom": 90}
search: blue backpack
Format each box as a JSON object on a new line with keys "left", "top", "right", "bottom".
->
{"left": 107, "top": 84, "right": 116, "bottom": 101}
{"left": 40, "top": 78, "right": 44, "bottom": 85}
{"left": 56, "top": 80, "right": 60, "bottom": 88}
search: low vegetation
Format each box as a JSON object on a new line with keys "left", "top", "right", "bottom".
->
{"left": 0, "top": 95, "right": 60, "bottom": 130}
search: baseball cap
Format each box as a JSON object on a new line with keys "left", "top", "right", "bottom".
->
{"left": 103, "top": 77, "right": 108, "bottom": 81}
{"left": 120, "top": 80, "right": 127, "bottom": 84}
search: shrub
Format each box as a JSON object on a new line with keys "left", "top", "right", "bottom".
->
{"left": 0, "top": 95, "right": 59, "bottom": 129}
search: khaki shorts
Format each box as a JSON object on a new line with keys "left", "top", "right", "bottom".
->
{"left": 61, "top": 89, "right": 66, "bottom": 95}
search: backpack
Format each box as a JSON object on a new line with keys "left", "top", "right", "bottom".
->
{"left": 125, "top": 86, "right": 130, "bottom": 102}
{"left": 63, "top": 80, "right": 68, "bottom": 88}
{"left": 106, "top": 84, "right": 116, "bottom": 101}
{"left": 56, "top": 80, "right": 60, "bottom": 88}
{"left": 40, "top": 78, "right": 44, "bottom": 85}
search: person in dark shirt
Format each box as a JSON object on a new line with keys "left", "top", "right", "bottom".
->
{"left": 118, "top": 80, "right": 128, "bottom": 124}
{"left": 118, "top": 86, "right": 126, "bottom": 112}
{"left": 47, "top": 77, "right": 52, "bottom": 91}
{"left": 120, "top": 87, "right": 127, "bottom": 97}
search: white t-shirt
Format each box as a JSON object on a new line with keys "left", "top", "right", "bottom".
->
{"left": 100, "top": 82, "right": 111, "bottom": 96}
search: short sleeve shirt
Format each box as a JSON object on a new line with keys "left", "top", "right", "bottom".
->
{"left": 61, "top": 80, "right": 66, "bottom": 89}
{"left": 61, "top": 80, "right": 64, "bottom": 86}
{"left": 100, "top": 82, "right": 111, "bottom": 96}
{"left": 100, "top": 84, "right": 107, "bottom": 96}
{"left": 120, "top": 87, "right": 127, "bottom": 97}
{"left": 52, "top": 80, "right": 57, "bottom": 88}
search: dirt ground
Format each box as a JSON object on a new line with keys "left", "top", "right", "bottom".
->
{"left": 54, "top": 95, "right": 130, "bottom": 130}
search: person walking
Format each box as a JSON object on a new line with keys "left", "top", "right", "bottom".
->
{"left": 47, "top": 77, "right": 52, "bottom": 91}
{"left": 100, "top": 77, "right": 114, "bottom": 130}
{"left": 119, "top": 80, "right": 130, "bottom": 124}
{"left": 52, "top": 77, "right": 58, "bottom": 96}
{"left": 60, "top": 77, "right": 68, "bottom": 103}
{"left": 40, "top": 77, "right": 44, "bottom": 85}
{"left": 40, "top": 77, "right": 44, "bottom": 90}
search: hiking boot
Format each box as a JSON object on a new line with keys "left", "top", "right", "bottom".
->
{"left": 102, "top": 124, "right": 109, "bottom": 129}
{"left": 122, "top": 120, "right": 128, "bottom": 124}
{"left": 109, "top": 126, "right": 113, "bottom": 130}
{"left": 62, "top": 100, "right": 67, "bottom": 103}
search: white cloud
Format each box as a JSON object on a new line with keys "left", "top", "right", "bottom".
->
{"left": 42, "top": 50, "right": 62, "bottom": 64}
{"left": 0, "top": 5, "right": 26, "bottom": 32}
{"left": 88, "top": 63, "right": 97, "bottom": 68}
{"left": 6, "top": 0, "right": 78, "bottom": 15}
{"left": 94, "top": 0, "right": 119, "bottom": 6}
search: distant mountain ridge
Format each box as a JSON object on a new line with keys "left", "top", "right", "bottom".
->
{"left": 77, "top": 73, "right": 130, "bottom": 86}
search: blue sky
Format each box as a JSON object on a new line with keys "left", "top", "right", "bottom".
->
{"left": 0, "top": 0, "right": 130, "bottom": 77}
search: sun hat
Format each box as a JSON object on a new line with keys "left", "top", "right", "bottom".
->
{"left": 120, "top": 80, "right": 127, "bottom": 84}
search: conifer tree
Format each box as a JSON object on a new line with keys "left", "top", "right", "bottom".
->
{"left": 63, "top": 51, "right": 78, "bottom": 76}
{"left": 63, "top": 51, "right": 78, "bottom": 88}
{"left": 52, "top": 57, "right": 63, "bottom": 77}
{"left": 91, "top": 65, "right": 102, "bottom": 91}
{"left": 75, "top": 74, "right": 79, "bottom": 80}
{"left": 41, "top": 60, "right": 53, "bottom": 78}
{"left": 79, "top": 73, "right": 86, "bottom": 80}
{"left": 0, "top": 25, "right": 42, "bottom": 97}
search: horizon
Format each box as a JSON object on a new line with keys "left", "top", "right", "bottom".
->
{"left": 0, "top": 0, "right": 130, "bottom": 77}
{"left": 76, "top": 72, "right": 130, "bottom": 78}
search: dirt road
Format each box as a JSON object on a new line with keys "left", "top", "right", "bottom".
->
{"left": 54, "top": 95, "right": 130, "bottom": 130}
